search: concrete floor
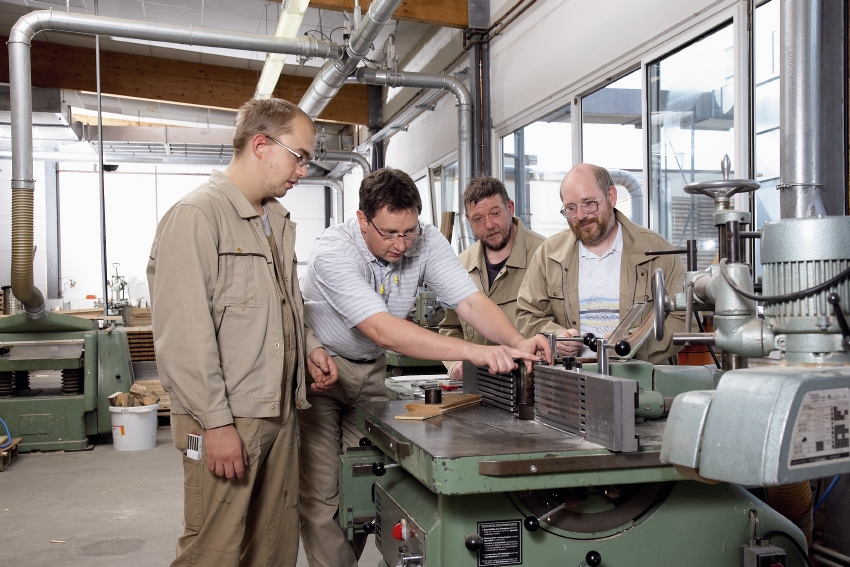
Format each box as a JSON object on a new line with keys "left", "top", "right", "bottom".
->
{"left": 0, "top": 426, "right": 383, "bottom": 567}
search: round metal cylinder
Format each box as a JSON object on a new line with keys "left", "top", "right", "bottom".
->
{"left": 424, "top": 387, "right": 442, "bottom": 405}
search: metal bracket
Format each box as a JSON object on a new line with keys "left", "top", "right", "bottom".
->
{"left": 363, "top": 417, "right": 410, "bottom": 458}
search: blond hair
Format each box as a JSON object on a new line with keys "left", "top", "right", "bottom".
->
{"left": 232, "top": 98, "right": 315, "bottom": 156}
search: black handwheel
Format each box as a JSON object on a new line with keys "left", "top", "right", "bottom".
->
{"left": 371, "top": 461, "right": 386, "bottom": 476}
{"left": 464, "top": 533, "right": 484, "bottom": 551}
{"left": 614, "top": 340, "right": 631, "bottom": 357}
{"left": 359, "top": 437, "right": 372, "bottom": 447}
{"left": 585, "top": 550, "right": 602, "bottom": 567}
{"left": 523, "top": 516, "right": 539, "bottom": 532}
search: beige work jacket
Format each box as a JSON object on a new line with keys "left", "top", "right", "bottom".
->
{"left": 516, "top": 210, "right": 686, "bottom": 364}
{"left": 147, "top": 170, "right": 322, "bottom": 429}
{"left": 439, "top": 218, "right": 545, "bottom": 372}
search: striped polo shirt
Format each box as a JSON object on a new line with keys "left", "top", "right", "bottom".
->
{"left": 301, "top": 217, "right": 478, "bottom": 360}
{"left": 577, "top": 222, "right": 623, "bottom": 358}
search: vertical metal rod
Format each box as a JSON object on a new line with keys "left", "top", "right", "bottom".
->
{"left": 718, "top": 225, "right": 728, "bottom": 261}
{"left": 686, "top": 239, "right": 697, "bottom": 272}
{"left": 95, "top": 0, "right": 108, "bottom": 317}
{"left": 727, "top": 220, "right": 741, "bottom": 263}
{"left": 596, "top": 338, "right": 608, "bottom": 376}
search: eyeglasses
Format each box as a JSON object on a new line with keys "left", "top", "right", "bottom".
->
{"left": 560, "top": 197, "right": 604, "bottom": 219}
{"left": 369, "top": 218, "right": 422, "bottom": 242}
{"left": 266, "top": 136, "right": 310, "bottom": 167}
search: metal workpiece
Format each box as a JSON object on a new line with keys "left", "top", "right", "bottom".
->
{"left": 660, "top": 390, "right": 715, "bottom": 472}
{"left": 780, "top": 0, "right": 827, "bottom": 219}
{"left": 355, "top": 67, "right": 475, "bottom": 250}
{"left": 680, "top": 365, "right": 850, "bottom": 486}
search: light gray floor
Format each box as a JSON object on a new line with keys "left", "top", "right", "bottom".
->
{"left": 0, "top": 426, "right": 383, "bottom": 567}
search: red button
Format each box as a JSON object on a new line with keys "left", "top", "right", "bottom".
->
{"left": 392, "top": 522, "right": 404, "bottom": 541}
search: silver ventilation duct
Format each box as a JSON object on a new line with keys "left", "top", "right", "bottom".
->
{"left": 8, "top": 10, "right": 343, "bottom": 318}
{"left": 298, "top": 0, "right": 403, "bottom": 119}
{"left": 355, "top": 68, "right": 475, "bottom": 250}
{"left": 779, "top": 0, "right": 827, "bottom": 218}
{"left": 298, "top": 177, "right": 344, "bottom": 225}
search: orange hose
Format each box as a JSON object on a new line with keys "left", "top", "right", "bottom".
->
{"left": 766, "top": 481, "right": 813, "bottom": 547}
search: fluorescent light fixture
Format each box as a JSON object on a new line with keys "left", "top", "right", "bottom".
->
{"left": 254, "top": 0, "right": 311, "bottom": 100}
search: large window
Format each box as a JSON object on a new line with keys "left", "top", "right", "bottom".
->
{"left": 754, "top": 0, "right": 780, "bottom": 228}
{"left": 648, "top": 22, "right": 735, "bottom": 269}
{"left": 501, "top": 104, "right": 572, "bottom": 237}
{"left": 582, "top": 69, "right": 644, "bottom": 224}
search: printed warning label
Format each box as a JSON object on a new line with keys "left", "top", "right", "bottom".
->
{"left": 112, "top": 425, "right": 125, "bottom": 437}
{"left": 789, "top": 387, "right": 850, "bottom": 468}
{"left": 477, "top": 520, "right": 521, "bottom": 567}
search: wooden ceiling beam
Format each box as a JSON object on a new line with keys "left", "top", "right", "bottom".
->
{"left": 0, "top": 38, "right": 368, "bottom": 125}
{"left": 293, "top": 0, "right": 468, "bottom": 29}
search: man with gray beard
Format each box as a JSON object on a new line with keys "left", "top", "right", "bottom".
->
{"left": 516, "top": 163, "right": 686, "bottom": 364}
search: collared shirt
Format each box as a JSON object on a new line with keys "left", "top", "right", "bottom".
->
{"left": 301, "top": 217, "right": 478, "bottom": 360}
{"left": 577, "top": 222, "right": 623, "bottom": 357}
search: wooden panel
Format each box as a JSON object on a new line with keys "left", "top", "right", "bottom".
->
{"left": 0, "top": 38, "right": 368, "bottom": 125}
{"left": 301, "top": 0, "right": 467, "bottom": 29}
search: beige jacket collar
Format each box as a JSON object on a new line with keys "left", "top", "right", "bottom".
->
{"left": 546, "top": 210, "right": 659, "bottom": 268}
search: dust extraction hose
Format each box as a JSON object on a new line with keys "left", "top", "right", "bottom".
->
{"left": 766, "top": 481, "right": 813, "bottom": 547}
{"left": 11, "top": 188, "right": 45, "bottom": 317}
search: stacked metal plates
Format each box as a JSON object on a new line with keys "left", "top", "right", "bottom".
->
{"left": 461, "top": 361, "right": 520, "bottom": 412}
{"left": 534, "top": 363, "right": 585, "bottom": 436}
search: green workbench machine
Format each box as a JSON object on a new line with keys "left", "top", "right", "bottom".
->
{"left": 0, "top": 311, "right": 135, "bottom": 452}
{"left": 386, "top": 286, "right": 447, "bottom": 378}
{"left": 339, "top": 162, "right": 850, "bottom": 566}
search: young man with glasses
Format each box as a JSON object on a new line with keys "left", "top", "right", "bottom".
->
{"left": 298, "top": 167, "right": 552, "bottom": 567}
{"left": 148, "top": 98, "right": 335, "bottom": 567}
{"left": 517, "top": 162, "right": 687, "bottom": 363}
{"left": 439, "top": 176, "right": 547, "bottom": 379}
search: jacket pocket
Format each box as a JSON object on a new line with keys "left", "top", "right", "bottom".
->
{"left": 217, "top": 305, "right": 278, "bottom": 402}
{"left": 218, "top": 240, "right": 269, "bottom": 308}
{"left": 546, "top": 283, "right": 568, "bottom": 325}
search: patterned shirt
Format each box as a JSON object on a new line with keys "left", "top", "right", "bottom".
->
{"left": 301, "top": 217, "right": 478, "bottom": 360}
{"left": 577, "top": 223, "right": 623, "bottom": 357}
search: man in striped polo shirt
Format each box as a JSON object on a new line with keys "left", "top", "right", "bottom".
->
{"left": 298, "top": 168, "right": 552, "bottom": 567}
{"left": 517, "top": 163, "right": 686, "bottom": 363}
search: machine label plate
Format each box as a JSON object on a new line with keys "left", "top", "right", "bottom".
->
{"left": 477, "top": 520, "right": 521, "bottom": 566}
{"left": 789, "top": 387, "right": 850, "bottom": 468}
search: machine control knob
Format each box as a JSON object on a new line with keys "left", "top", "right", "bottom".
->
{"left": 464, "top": 533, "right": 484, "bottom": 551}
{"left": 359, "top": 437, "right": 372, "bottom": 447}
{"left": 362, "top": 519, "right": 376, "bottom": 534}
{"left": 523, "top": 516, "right": 539, "bottom": 532}
{"left": 584, "top": 550, "right": 602, "bottom": 567}
{"left": 827, "top": 293, "right": 850, "bottom": 350}
{"left": 613, "top": 340, "right": 631, "bottom": 357}
{"left": 371, "top": 461, "right": 401, "bottom": 476}
{"left": 582, "top": 333, "right": 596, "bottom": 346}
{"left": 392, "top": 519, "right": 410, "bottom": 541}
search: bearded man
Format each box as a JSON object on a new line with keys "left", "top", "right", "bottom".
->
{"left": 516, "top": 163, "right": 686, "bottom": 364}
{"left": 439, "top": 177, "right": 546, "bottom": 379}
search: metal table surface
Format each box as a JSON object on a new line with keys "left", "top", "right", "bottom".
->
{"left": 358, "top": 401, "right": 667, "bottom": 459}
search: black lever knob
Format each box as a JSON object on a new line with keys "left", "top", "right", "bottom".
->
{"left": 582, "top": 333, "right": 596, "bottom": 346}
{"left": 464, "top": 533, "right": 484, "bottom": 551}
{"left": 523, "top": 516, "right": 540, "bottom": 532}
{"left": 588, "top": 340, "right": 598, "bottom": 353}
{"left": 362, "top": 519, "right": 376, "bottom": 534}
{"left": 614, "top": 340, "right": 631, "bottom": 357}
{"left": 359, "top": 437, "right": 372, "bottom": 447}
{"left": 828, "top": 294, "right": 850, "bottom": 350}
{"left": 585, "top": 550, "right": 602, "bottom": 567}
{"left": 372, "top": 461, "right": 387, "bottom": 476}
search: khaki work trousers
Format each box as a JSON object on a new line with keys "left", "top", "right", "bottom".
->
{"left": 298, "top": 355, "right": 387, "bottom": 567}
{"left": 170, "top": 409, "right": 300, "bottom": 567}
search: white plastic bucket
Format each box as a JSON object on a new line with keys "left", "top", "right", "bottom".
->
{"left": 109, "top": 404, "right": 159, "bottom": 451}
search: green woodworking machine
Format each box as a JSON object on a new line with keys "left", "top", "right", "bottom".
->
{"left": 0, "top": 313, "right": 134, "bottom": 452}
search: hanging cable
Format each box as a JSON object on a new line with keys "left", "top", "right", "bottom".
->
{"left": 813, "top": 475, "right": 842, "bottom": 514}
{"left": 0, "top": 417, "right": 11, "bottom": 449}
{"left": 718, "top": 258, "right": 850, "bottom": 304}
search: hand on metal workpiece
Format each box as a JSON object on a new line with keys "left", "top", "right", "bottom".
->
{"left": 470, "top": 344, "right": 536, "bottom": 375}
{"left": 515, "top": 334, "right": 554, "bottom": 368}
{"left": 205, "top": 424, "right": 249, "bottom": 481}
{"left": 307, "top": 347, "right": 339, "bottom": 392}
{"left": 556, "top": 328, "right": 581, "bottom": 358}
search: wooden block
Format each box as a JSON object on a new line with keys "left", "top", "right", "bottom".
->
{"left": 129, "top": 383, "right": 147, "bottom": 398}
{"left": 115, "top": 393, "right": 133, "bottom": 407}
{"left": 133, "top": 397, "right": 143, "bottom": 407}
{"left": 107, "top": 392, "right": 121, "bottom": 407}
{"left": 0, "top": 438, "right": 22, "bottom": 472}
{"left": 395, "top": 393, "right": 481, "bottom": 420}
{"left": 141, "top": 392, "right": 160, "bottom": 406}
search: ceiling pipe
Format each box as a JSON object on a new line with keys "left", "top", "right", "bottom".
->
{"left": 608, "top": 169, "right": 643, "bottom": 227}
{"left": 316, "top": 150, "right": 372, "bottom": 176}
{"left": 298, "top": 0, "right": 403, "bottom": 119}
{"left": 8, "top": 10, "right": 343, "bottom": 318}
{"left": 355, "top": 67, "right": 475, "bottom": 250}
{"left": 298, "top": 177, "right": 344, "bottom": 225}
{"left": 779, "top": 0, "right": 827, "bottom": 218}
